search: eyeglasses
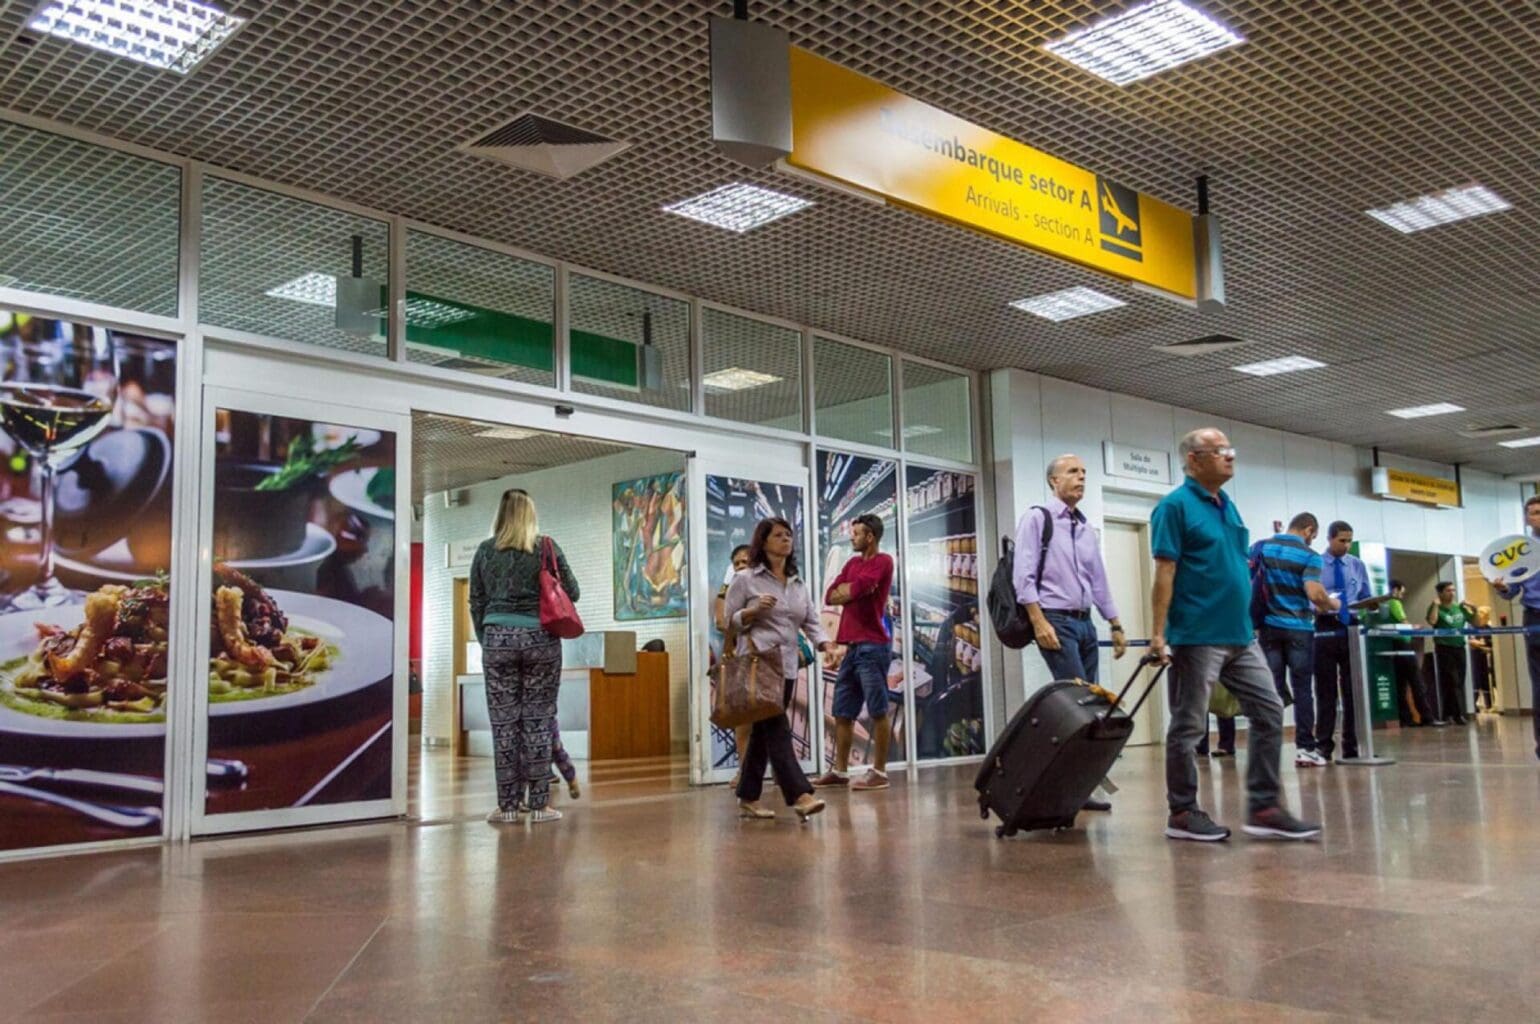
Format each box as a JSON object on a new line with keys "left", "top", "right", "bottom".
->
{"left": 1191, "top": 446, "right": 1237, "bottom": 458}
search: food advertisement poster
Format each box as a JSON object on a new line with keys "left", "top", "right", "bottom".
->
{"left": 0, "top": 312, "right": 177, "bottom": 853}
{"left": 705, "top": 473, "right": 810, "bottom": 771}
{"left": 815, "top": 450, "right": 904, "bottom": 768}
{"left": 905, "top": 466, "right": 984, "bottom": 760}
{"left": 205, "top": 409, "right": 396, "bottom": 815}
{"left": 612, "top": 471, "right": 687, "bottom": 621}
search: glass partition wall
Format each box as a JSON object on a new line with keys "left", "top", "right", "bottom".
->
{"left": 0, "top": 115, "right": 989, "bottom": 857}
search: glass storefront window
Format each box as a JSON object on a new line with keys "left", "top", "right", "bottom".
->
{"left": 403, "top": 231, "right": 555, "bottom": 388}
{"left": 901, "top": 362, "right": 973, "bottom": 463}
{"left": 701, "top": 307, "right": 802, "bottom": 431}
{"left": 0, "top": 122, "right": 180, "bottom": 316}
{"left": 813, "top": 336, "right": 893, "bottom": 449}
{"left": 567, "top": 274, "right": 690, "bottom": 413}
{"left": 200, "top": 178, "right": 390, "bottom": 356}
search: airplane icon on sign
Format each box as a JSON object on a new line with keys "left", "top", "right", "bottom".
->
{"left": 1100, "top": 182, "right": 1138, "bottom": 237}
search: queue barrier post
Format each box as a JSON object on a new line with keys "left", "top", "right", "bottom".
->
{"left": 1335, "top": 624, "right": 1395, "bottom": 766}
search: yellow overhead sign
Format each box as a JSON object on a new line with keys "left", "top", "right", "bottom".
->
{"left": 785, "top": 48, "right": 1200, "bottom": 300}
{"left": 1377, "top": 467, "right": 1461, "bottom": 507}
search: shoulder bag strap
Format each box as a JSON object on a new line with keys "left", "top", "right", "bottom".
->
{"left": 1032, "top": 505, "right": 1053, "bottom": 590}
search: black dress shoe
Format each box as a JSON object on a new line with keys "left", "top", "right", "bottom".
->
{"left": 1082, "top": 798, "right": 1112, "bottom": 812}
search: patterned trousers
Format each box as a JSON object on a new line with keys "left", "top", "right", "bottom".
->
{"left": 483, "top": 625, "right": 563, "bottom": 811}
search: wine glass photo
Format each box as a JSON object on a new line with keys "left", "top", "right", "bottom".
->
{"left": 0, "top": 321, "right": 119, "bottom": 608}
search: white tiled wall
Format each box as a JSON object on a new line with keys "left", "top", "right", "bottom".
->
{"left": 421, "top": 448, "right": 690, "bottom": 750}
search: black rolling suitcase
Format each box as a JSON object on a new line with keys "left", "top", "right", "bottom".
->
{"left": 975, "top": 655, "right": 1166, "bottom": 837}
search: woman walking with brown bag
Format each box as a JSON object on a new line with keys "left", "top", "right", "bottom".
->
{"left": 722, "top": 517, "right": 831, "bottom": 822}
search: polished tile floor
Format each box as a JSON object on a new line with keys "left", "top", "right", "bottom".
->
{"left": 4, "top": 716, "right": 1539, "bottom": 1023}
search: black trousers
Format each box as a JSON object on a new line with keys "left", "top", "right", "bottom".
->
{"left": 1434, "top": 645, "right": 1468, "bottom": 720}
{"left": 1393, "top": 651, "right": 1434, "bottom": 725}
{"left": 736, "top": 679, "right": 812, "bottom": 806}
{"left": 1526, "top": 609, "right": 1540, "bottom": 758}
{"left": 1314, "top": 627, "right": 1357, "bottom": 758}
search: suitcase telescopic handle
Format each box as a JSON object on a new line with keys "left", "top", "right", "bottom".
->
{"left": 1107, "top": 654, "right": 1167, "bottom": 720}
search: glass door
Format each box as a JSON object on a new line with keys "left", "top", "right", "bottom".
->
{"left": 689, "top": 457, "right": 814, "bottom": 784}
{"left": 190, "top": 386, "right": 408, "bottom": 835}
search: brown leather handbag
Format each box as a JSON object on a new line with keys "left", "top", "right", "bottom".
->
{"left": 710, "top": 633, "right": 785, "bottom": 729}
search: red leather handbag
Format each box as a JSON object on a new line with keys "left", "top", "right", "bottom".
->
{"left": 538, "top": 537, "right": 584, "bottom": 639}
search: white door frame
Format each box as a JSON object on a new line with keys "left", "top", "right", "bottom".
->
{"left": 189, "top": 385, "right": 411, "bottom": 836}
{"left": 1102, "top": 514, "right": 1164, "bottom": 744}
{"left": 688, "top": 455, "right": 815, "bottom": 785}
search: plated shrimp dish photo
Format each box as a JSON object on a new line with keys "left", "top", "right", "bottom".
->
{"left": 0, "top": 568, "right": 337, "bottom": 724}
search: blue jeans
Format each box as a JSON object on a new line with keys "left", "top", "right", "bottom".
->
{"left": 1038, "top": 611, "right": 1099, "bottom": 683}
{"left": 1261, "top": 625, "right": 1316, "bottom": 752}
{"left": 832, "top": 642, "right": 892, "bottom": 719}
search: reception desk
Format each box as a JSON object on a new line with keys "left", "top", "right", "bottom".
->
{"left": 456, "top": 632, "right": 669, "bottom": 761}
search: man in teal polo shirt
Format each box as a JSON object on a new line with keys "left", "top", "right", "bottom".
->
{"left": 1149, "top": 427, "right": 1322, "bottom": 843}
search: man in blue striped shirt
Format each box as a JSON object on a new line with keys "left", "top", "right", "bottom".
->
{"left": 1255, "top": 513, "right": 1340, "bottom": 767}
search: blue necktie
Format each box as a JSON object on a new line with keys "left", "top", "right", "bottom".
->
{"left": 1332, "top": 558, "right": 1348, "bottom": 625}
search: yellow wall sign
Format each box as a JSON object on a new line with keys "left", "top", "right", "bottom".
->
{"left": 785, "top": 48, "right": 1199, "bottom": 300}
{"left": 1375, "top": 467, "right": 1461, "bottom": 507}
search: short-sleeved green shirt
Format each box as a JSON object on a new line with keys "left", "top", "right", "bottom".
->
{"left": 1429, "top": 601, "right": 1468, "bottom": 648}
{"left": 1151, "top": 475, "right": 1253, "bottom": 646}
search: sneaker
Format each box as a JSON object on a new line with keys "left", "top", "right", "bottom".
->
{"left": 1243, "top": 806, "right": 1321, "bottom": 840}
{"left": 1081, "top": 797, "right": 1112, "bottom": 812}
{"left": 568, "top": 780, "right": 581, "bottom": 800}
{"left": 485, "top": 808, "right": 522, "bottom": 825}
{"left": 528, "top": 807, "right": 563, "bottom": 824}
{"left": 811, "top": 771, "right": 850, "bottom": 788}
{"left": 851, "top": 770, "right": 889, "bottom": 792}
{"left": 1165, "top": 809, "right": 1231, "bottom": 842}
{"left": 1295, "top": 750, "right": 1328, "bottom": 767}
{"left": 1210, "top": 748, "right": 1235, "bottom": 759}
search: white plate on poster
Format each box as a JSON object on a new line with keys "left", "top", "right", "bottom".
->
{"left": 311, "top": 424, "right": 383, "bottom": 452}
{"left": 209, "top": 591, "right": 393, "bottom": 716}
{"left": 56, "top": 525, "right": 337, "bottom": 586}
{"left": 0, "top": 590, "right": 392, "bottom": 739}
{"left": 328, "top": 468, "right": 394, "bottom": 521}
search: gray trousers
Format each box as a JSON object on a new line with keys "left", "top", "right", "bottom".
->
{"left": 1166, "top": 642, "right": 1284, "bottom": 815}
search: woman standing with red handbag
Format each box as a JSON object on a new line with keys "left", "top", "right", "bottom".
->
{"left": 723, "top": 517, "right": 833, "bottom": 822}
{"left": 470, "top": 489, "right": 581, "bottom": 824}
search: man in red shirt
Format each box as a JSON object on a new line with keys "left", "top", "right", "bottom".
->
{"left": 813, "top": 514, "right": 896, "bottom": 792}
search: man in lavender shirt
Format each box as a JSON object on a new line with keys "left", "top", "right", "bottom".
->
{"left": 1013, "top": 454, "right": 1128, "bottom": 810}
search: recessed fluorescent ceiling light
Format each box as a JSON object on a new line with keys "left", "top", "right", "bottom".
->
{"left": 1387, "top": 402, "right": 1465, "bottom": 419}
{"left": 702, "top": 367, "right": 782, "bottom": 392}
{"left": 1498, "top": 436, "right": 1540, "bottom": 449}
{"left": 29, "top": 0, "right": 245, "bottom": 74}
{"left": 1044, "top": 0, "right": 1244, "bottom": 86}
{"left": 475, "top": 426, "right": 540, "bottom": 441}
{"left": 1233, "top": 355, "right": 1326, "bottom": 377}
{"left": 1366, "top": 185, "right": 1511, "bottom": 234}
{"left": 1010, "top": 286, "right": 1126, "bottom": 321}
{"left": 663, "top": 183, "right": 811, "bottom": 233}
{"left": 266, "top": 274, "right": 476, "bottom": 328}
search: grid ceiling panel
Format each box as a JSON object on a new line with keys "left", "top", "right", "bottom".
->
{"left": 0, "top": 1, "right": 1536, "bottom": 472}
{"left": 411, "top": 412, "right": 629, "bottom": 502}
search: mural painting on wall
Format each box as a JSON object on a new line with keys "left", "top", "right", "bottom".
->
{"left": 206, "top": 410, "right": 397, "bottom": 815}
{"left": 611, "top": 471, "right": 687, "bottom": 621}
{"left": 0, "top": 312, "right": 177, "bottom": 853}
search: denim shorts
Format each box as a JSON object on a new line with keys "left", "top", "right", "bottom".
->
{"left": 832, "top": 642, "right": 893, "bottom": 719}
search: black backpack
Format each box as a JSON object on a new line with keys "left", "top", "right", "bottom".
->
{"left": 988, "top": 507, "right": 1052, "bottom": 649}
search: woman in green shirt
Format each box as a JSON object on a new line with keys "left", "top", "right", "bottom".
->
{"left": 1425, "top": 582, "right": 1474, "bottom": 725}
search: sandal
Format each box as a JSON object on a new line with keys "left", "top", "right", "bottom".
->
{"left": 792, "top": 796, "right": 826, "bottom": 823}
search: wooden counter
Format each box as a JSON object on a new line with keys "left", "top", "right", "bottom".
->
{"left": 589, "top": 651, "right": 671, "bottom": 760}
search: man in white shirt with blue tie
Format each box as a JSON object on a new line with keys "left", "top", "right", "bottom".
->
{"left": 1315, "top": 521, "right": 1374, "bottom": 761}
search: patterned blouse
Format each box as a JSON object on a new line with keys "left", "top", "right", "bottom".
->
{"left": 469, "top": 536, "right": 580, "bottom": 637}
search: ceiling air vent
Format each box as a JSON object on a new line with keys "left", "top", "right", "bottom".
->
{"left": 1457, "top": 423, "right": 1530, "bottom": 439}
{"left": 458, "top": 112, "right": 629, "bottom": 180}
{"left": 1151, "top": 334, "right": 1252, "bottom": 358}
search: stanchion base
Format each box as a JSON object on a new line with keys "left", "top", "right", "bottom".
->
{"left": 1334, "top": 755, "right": 1395, "bottom": 766}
